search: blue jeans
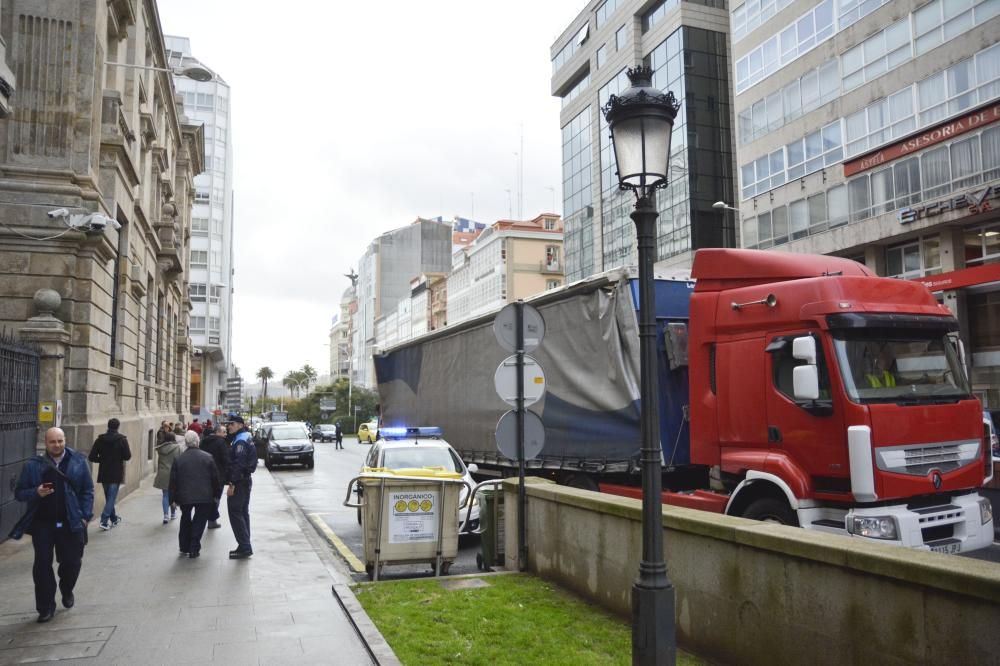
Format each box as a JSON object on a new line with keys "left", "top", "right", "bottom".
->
{"left": 161, "top": 489, "right": 171, "bottom": 516}
{"left": 100, "top": 483, "right": 121, "bottom": 524}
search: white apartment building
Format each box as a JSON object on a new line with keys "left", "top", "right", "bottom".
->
{"left": 165, "top": 36, "right": 235, "bottom": 417}
{"left": 731, "top": 0, "right": 1000, "bottom": 405}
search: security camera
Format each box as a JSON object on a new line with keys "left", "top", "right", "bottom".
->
{"left": 87, "top": 215, "right": 109, "bottom": 231}
{"left": 73, "top": 213, "right": 121, "bottom": 232}
{"left": 47, "top": 208, "right": 70, "bottom": 219}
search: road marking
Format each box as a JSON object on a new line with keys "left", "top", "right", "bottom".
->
{"left": 307, "top": 513, "right": 365, "bottom": 573}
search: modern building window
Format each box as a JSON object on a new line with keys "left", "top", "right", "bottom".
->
{"left": 194, "top": 189, "right": 210, "bottom": 204}
{"left": 596, "top": 0, "right": 622, "bottom": 27}
{"left": 735, "top": 0, "right": 834, "bottom": 93}
{"left": 913, "top": 0, "right": 999, "bottom": 57}
{"left": 562, "top": 72, "right": 591, "bottom": 108}
{"left": 918, "top": 44, "right": 1000, "bottom": 126}
{"left": 964, "top": 222, "right": 1000, "bottom": 265}
{"left": 740, "top": 121, "right": 842, "bottom": 199}
{"left": 838, "top": 0, "right": 890, "bottom": 29}
{"left": 732, "top": 0, "right": 796, "bottom": 42}
{"left": 191, "top": 250, "right": 208, "bottom": 267}
{"left": 968, "top": 292, "right": 1000, "bottom": 349}
{"left": 596, "top": 44, "right": 607, "bottom": 69}
{"left": 841, "top": 18, "right": 910, "bottom": 92}
{"left": 552, "top": 23, "right": 589, "bottom": 72}
{"left": 562, "top": 107, "right": 592, "bottom": 218}
{"left": 615, "top": 25, "right": 628, "bottom": 51}
{"left": 546, "top": 279, "right": 562, "bottom": 290}
{"left": 209, "top": 317, "right": 221, "bottom": 332}
{"left": 886, "top": 237, "right": 940, "bottom": 279}
{"left": 192, "top": 217, "right": 209, "bottom": 233}
{"left": 189, "top": 283, "right": 207, "bottom": 302}
{"left": 210, "top": 285, "right": 223, "bottom": 303}
{"left": 191, "top": 316, "right": 206, "bottom": 331}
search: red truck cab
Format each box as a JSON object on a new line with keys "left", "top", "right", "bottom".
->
{"left": 687, "top": 249, "right": 994, "bottom": 553}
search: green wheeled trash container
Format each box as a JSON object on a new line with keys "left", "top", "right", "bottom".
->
{"left": 476, "top": 485, "right": 505, "bottom": 571}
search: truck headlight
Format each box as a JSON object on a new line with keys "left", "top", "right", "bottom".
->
{"left": 848, "top": 515, "right": 899, "bottom": 540}
{"left": 979, "top": 498, "right": 993, "bottom": 526}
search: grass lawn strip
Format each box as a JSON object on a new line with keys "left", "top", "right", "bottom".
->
{"left": 353, "top": 573, "right": 703, "bottom": 666}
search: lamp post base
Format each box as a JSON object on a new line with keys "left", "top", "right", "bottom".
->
{"left": 632, "top": 580, "right": 676, "bottom": 666}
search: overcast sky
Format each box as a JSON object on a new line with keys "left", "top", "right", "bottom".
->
{"left": 158, "top": 0, "right": 584, "bottom": 385}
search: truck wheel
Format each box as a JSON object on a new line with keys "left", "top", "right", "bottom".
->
{"left": 742, "top": 497, "right": 798, "bottom": 526}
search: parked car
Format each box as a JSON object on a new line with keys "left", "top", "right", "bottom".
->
{"left": 263, "top": 422, "right": 314, "bottom": 470}
{"left": 356, "top": 427, "right": 479, "bottom": 533}
{"left": 357, "top": 421, "right": 379, "bottom": 444}
{"left": 311, "top": 424, "right": 337, "bottom": 442}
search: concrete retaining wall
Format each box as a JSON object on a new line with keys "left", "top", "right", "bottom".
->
{"left": 503, "top": 478, "right": 1000, "bottom": 665}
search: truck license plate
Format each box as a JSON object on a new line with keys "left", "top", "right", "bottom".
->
{"left": 930, "top": 542, "right": 960, "bottom": 554}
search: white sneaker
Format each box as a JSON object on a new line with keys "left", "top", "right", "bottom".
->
{"left": 162, "top": 515, "right": 169, "bottom": 525}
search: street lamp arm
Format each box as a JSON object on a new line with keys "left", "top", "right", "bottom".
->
{"left": 104, "top": 61, "right": 214, "bottom": 82}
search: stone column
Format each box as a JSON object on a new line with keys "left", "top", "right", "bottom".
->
{"left": 19, "top": 289, "right": 71, "bottom": 452}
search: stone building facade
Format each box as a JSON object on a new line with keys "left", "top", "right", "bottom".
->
{"left": 0, "top": 0, "right": 203, "bottom": 505}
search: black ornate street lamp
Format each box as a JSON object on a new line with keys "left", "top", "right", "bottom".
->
{"left": 603, "top": 65, "right": 680, "bottom": 666}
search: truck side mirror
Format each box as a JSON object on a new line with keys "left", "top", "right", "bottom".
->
{"left": 793, "top": 365, "right": 820, "bottom": 400}
{"left": 792, "top": 335, "right": 817, "bottom": 364}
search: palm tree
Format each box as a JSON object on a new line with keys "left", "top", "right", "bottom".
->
{"left": 282, "top": 371, "right": 298, "bottom": 397}
{"left": 301, "top": 364, "right": 317, "bottom": 394}
{"left": 257, "top": 367, "right": 273, "bottom": 397}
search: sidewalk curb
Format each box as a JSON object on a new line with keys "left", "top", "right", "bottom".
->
{"left": 269, "top": 467, "right": 403, "bottom": 666}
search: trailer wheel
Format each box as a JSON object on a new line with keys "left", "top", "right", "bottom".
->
{"left": 742, "top": 497, "right": 798, "bottom": 526}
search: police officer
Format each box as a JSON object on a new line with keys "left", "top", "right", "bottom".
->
{"left": 225, "top": 416, "right": 256, "bottom": 559}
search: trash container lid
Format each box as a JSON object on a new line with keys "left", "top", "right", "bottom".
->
{"left": 361, "top": 467, "right": 464, "bottom": 480}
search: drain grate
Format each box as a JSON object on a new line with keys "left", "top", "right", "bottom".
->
{"left": 0, "top": 625, "right": 114, "bottom": 663}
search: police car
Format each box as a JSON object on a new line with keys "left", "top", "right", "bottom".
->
{"left": 357, "top": 426, "right": 480, "bottom": 534}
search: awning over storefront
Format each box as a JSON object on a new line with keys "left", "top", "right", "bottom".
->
{"left": 914, "top": 263, "right": 1000, "bottom": 293}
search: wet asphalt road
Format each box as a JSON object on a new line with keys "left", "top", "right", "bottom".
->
{"left": 267, "top": 436, "right": 487, "bottom": 582}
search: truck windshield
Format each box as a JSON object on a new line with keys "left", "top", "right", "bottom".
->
{"left": 832, "top": 331, "right": 971, "bottom": 404}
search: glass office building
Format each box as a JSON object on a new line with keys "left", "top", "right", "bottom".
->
{"left": 553, "top": 0, "right": 736, "bottom": 282}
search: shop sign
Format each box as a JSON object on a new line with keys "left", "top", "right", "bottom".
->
{"left": 844, "top": 101, "right": 1000, "bottom": 177}
{"left": 899, "top": 185, "right": 1000, "bottom": 224}
{"left": 914, "top": 262, "right": 1000, "bottom": 292}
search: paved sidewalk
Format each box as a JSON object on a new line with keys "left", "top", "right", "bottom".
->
{"left": 0, "top": 467, "right": 376, "bottom": 665}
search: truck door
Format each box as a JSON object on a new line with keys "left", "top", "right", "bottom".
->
{"left": 764, "top": 333, "right": 849, "bottom": 491}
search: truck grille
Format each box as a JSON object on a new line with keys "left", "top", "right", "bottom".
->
{"left": 874, "top": 439, "right": 980, "bottom": 476}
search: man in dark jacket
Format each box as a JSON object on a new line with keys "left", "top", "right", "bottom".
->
{"left": 88, "top": 418, "right": 131, "bottom": 530}
{"left": 225, "top": 416, "right": 257, "bottom": 559}
{"left": 168, "top": 436, "right": 221, "bottom": 559}
{"left": 200, "top": 425, "right": 229, "bottom": 529}
{"left": 9, "top": 427, "right": 95, "bottom": 623}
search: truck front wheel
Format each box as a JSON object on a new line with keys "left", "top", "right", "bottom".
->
{"left": 742, "top": 497, "right": 798, "bottom": 526}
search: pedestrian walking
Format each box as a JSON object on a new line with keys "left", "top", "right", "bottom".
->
{"left": 188, "top": 418, "right": 203, "bottom": 436}
{"left": 200, "top": 425, "right": 229, "bottom": 529}
{"left": 168, "top": 435, "right": 221, "bottom": 558}
{"left": 225, "top": 416, "right": 256, "bottom": 559}
{"left": 154, "top": 431, "right": 183, "bottom": 524}
{"left": 8, "top": 427, "right": 94, "bottom": 623}
{"left": 201, "top": 419, "right": 214, "bottom": 441}
{"left": 173, "top": 424, "right": 186, "bottom": 448}
{"left": 335, "top": 421, "right": 343, "bottom": 450}
{"left": 155, "top": 421, "right": 171, "bottom": 446}
{"left": 88, "top": 418, "right": 132, "bottom": 530}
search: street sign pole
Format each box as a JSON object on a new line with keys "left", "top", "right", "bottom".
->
{"left": 516, "top": 300, "right": 527, "bottom": 572}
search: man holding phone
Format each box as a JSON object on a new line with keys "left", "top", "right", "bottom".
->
{"left": 8, "top": 427, "right": 95, "bottom": 623}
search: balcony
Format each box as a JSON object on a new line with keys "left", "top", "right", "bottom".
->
{"left": 540, "top": 260, "right": 561, "bottom": 274}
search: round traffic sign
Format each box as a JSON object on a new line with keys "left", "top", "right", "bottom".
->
{"left": 495, "top": 409, "right": 545, "bottom": 461}
{"left": 493, "top": 355, "right": 546, "bottom": 407}
{"left": 494, "top": 303, "right": 545, "bottom": 353}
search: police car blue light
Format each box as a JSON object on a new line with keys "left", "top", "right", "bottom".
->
{"left": 380, "top": 426, "right": 443, "bottom": 439}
